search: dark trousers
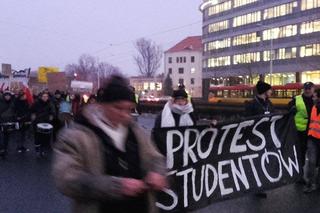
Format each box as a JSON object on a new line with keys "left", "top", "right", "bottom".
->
{"left": 306, "top": 138, "right": 320, "bottom": 184}
{"left": 298, "top": 131, "right": 308, "bottom": 170}
{"left": 0, "top": 131, "right": 10, "bottom": 152}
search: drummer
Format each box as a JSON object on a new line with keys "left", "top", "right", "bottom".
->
{"left": 0, "top": 90, "right": 16, "bottom": 158}
{"left": 31, "top": 91, "right": 56, "bottom": 157}
{"left": 14, "top": 90, "right": 31, "bottom": 153}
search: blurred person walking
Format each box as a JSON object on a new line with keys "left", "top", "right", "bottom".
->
{"left": 53, "top": 75, "right": 167, "bottom": 213}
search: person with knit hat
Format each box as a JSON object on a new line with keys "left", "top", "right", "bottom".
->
{"left": 154, "top": 86, "right": 196, "bottom": 128}
{"left": 244, "top": 81, "right": 274, "bottom": 199}
{"left": 245, "top": 81, "right": 274, "bottom": 117}
{"left": 52, "top": 74, "right": 167, "bottom": 213}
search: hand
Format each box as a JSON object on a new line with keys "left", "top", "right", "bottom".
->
{"left": 145, "top": 172, "right": 168, "bottom": 191}
{"left": 211, "top": 120, "right": 218, "bottom": 126}
{"left": 49, "top": 115, "right": 54, "bottom": 121}
{"left": 31, "top": 114, "right": 36, "bottom": 121}
{"left": 121, "top": 178, "right": 147, "bottom": 197}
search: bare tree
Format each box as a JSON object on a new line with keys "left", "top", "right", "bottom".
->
{"left": 65, "top": 54, "right": 121, "bottom": 83}
{"left": 133, "top": 38, "right": 162, "bottom": 78}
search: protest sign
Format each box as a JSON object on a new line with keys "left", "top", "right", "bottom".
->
{"left": 153, "top": 114, "right": 301, "bottom": 212}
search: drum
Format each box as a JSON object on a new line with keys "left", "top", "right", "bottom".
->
{"left": 1, "top": 122, "right": 19, "bottom": 132}
{"left": 36, "top": 123, "right": 53, "bottom": 134}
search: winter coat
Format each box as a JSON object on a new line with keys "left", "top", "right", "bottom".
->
{"left": 245, "top": 96, "right": 275, "bottom": 117}
{"left": 14, "top": 99, "right": 31, "bottom": 122}
{"left": 0, "top": 97, "right": 16, "bottom": 122}
{"left": 52, "top": 104, "right": 166, "bottom": 213}
{"left": 31, "top": 99, "right": 56, "bottom": 124}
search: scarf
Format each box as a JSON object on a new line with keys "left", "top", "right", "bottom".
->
{"left": 161, "top": 101, "right": 194, "bottom": 128}
{"left": 91, "top": 107, "right": 128, "bottom": 152}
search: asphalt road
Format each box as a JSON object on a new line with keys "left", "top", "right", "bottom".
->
{"left": 0, "top": 114, "right": 319, "bottom": 213}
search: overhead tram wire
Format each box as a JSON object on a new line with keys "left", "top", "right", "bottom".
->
{"left": 92, "top": 20, "right": 202, "bottom": 55}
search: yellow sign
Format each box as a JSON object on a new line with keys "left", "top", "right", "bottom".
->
{"left": 38, "top": 67, "right": 59, "bottom": 83}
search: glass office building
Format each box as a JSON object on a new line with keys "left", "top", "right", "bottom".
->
{"left": 200, "top": 0, "right": 320, "bottom": 87}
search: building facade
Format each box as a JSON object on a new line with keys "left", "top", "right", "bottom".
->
{"left": 129, "top": 76, "right": 163, "bottom": 99}
{"left": 164, "top": 36, "right": 203, "bottom": 98}
{"left": 200, "top": 0, "right": 320, "bottom": 90}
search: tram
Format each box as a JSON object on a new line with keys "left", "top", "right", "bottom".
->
{"left": 208, "top": 83, "right": 318, "bottom": 106}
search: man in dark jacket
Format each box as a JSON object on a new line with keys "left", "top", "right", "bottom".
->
{"left": 0, "top": 91, "right": 17, "bottom": 158}
{"left": 245, "top": 81, "right": 274, "bottom": 117}
{"left": 31, "top": 91, "right": 56, "bottom": 157}
{"left": 53, "top": 75, "right": 167, "bottom": 213}
{"left": 14, "top": 90, "right": 31, "bottom": 153}
{"left": 244, "top": 81, "right": 274, "bottom": 198}
{"left": 288, "top": 82, "right": 315, "bottom": 184}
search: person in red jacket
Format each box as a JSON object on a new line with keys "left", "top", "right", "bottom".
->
{"left": 304, "top": 88, "right": 320, "bottom": 193}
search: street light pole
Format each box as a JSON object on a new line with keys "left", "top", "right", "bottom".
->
{"left": 270, "top": 35, "right": 273, "bottom": 85}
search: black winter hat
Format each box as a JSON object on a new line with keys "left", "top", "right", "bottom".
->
{"left": 256, "top": 81, "right": 272, "bottom": 95}
{"left": 101, "top": 75, "right": 136, "bottom": 103}
{"left": 172, "top": 88, "right": 188, "bottom": 99}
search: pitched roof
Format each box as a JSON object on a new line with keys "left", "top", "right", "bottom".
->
{"left": 166, "top": 36, "right": 202, "bottom": 53}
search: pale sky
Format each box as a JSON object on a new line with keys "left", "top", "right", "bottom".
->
{"left": 0, "top": 0, "right": 202, "bottom": 76}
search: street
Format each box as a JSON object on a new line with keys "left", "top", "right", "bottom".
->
{"left": 0, "top": 114, "right": 319, "bottom": 213}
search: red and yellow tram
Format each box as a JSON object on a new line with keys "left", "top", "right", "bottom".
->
{"left": 208, "top": 83, "right": 318, "bottom": 106}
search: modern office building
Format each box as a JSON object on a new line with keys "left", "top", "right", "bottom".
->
{"left": 164, "top": 36, "right": 203, "bottom": 97}
{"left": 200, "top": 0, "right": 320, "bottom": 91}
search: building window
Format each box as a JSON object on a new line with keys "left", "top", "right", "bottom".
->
{"left": 302, "top": 71, "right": 320, "bottom": 84}
{"left": 168, "top": 68, "right": 172, "bottom": 74}
{"left": 263, "top": 24, "right": 297, "bottom": 40}
{"left": 178, "top": 68, "right": 184, "bottom": 74}
{"left": 300, "top": 44, "right": 320, "bottom": 57}
{"left": 205, "top": 38, "right": 231, "bottom": 51}
{"left": 208, "top": 1, "right": 232, "bottom": 16}
{"left": 191, "top": 78, "right": 195, "bottom": 85}
{"left": 183, "top": 57, "right": 186, "bottom": 63}
{"left": 233, "top": 52, "right": 260, "bottom": 64}
{"left": 233, "top": 11, "right": 261, "bottom": 27}
{"left": 263, "top": 47, "right": 297, "bottom": 61}
{"left": 191, "top": 68, "right": 196, "bottom": 74}
{"left": 301, "top": 0, "right": 320, "bottom": 10}
{"left": 150, "top": 82, "right": 155, "bottom": 91}
{"left": 208, "top": 20, "right": 229, "bottom": 33}
{"left": 143, "top": 82, "right": 149, "bottom": 90}
{"left": 234, "top": 0, "right": 258, "bottom": 8}
{"left": 191, "top": 56, "right": 195, "bottom": 62}
{"left": 168, "top": 57, "right": 172, "bottom": 64}
{"left": 233, "top": 32, "right": 260, "bottom": 46}
{"left": 176, "top": 57, "right": 179, "bottom": 63}
{"left": 208, "top": 56, "right": 231, "bottom": 68}
{"left": 301, "top": 19, "right": 320, "bottom": 34}
{"left": 179, "top": 79, "right": 184, "bottom": 86}
{"left": 263, "top": 2, "right": 298, "bottom": 20}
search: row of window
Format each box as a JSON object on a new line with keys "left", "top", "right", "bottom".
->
{"left": 178, "top": 78, "right": 196, "bottom": 86}
{"left": 204, "top": 20, "right": 320, "bottom": 51}
{"left": 168, "top": 67, "right": 196, "bottom": 75}
{"left": 208, "top": 1, "right": 232, "bottom": 16}
{"left": 206, "top": 43, "right": 320, "bottom": 68}
{"left": 207, "top": 0, "right": 320, "bottom": 33}
{"left": 207, "top": 0, "right": 320, "bottom": 17}
{"left": 168, "top": 56, "right": 196, "bottom": 64}
{"left": 263, "top": 1, "right": 297, "bottom": 20}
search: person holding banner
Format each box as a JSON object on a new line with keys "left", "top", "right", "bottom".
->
{"left": 154, "top": 86, "right": 196, "bottom": 128}
{"left": 304, "top": 89, "right": 320, "bottom": 193}
{"left": 52, "top": 75, "right": 167, "bottom": 213}
{"left": 245, "top": 81, "right": 274, "bottom": 198}
{"left": 245, "top": 81, "right": 274, "bottom": 117}
{"left": 288, "top": 82, "right": 315, "bottom": 184}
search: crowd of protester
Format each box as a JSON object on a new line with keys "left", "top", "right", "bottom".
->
{"left": 0, "top": 87, "right": 98, "bottom": 159}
